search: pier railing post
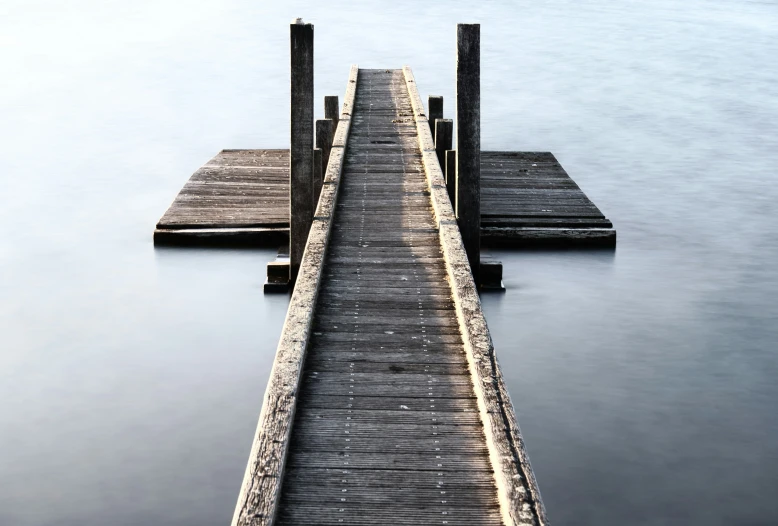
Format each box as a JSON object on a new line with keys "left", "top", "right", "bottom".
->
{"left": 445, "top": 149, "right": 456, "bottom": 206}
{"left": 315, "top": 118, "right": 334, "bottom": 207}
{"left": 456, "top": 23, "right": 480, "bottom": 285}
{"left": 324, "top": 96, "right": 339, "bottom": 131}
{"left": 289, "top": 20, "right": 314, "bottom": 283}
{"left": 434, "top": 118, "right": 453, "bottom": 174}
{"left": 428, "top": 95, "right": 443, "bottom": 136}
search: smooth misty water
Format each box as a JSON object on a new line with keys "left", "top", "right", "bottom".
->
{"left": 2, "top": 1, "right": 776, "bottom": 524}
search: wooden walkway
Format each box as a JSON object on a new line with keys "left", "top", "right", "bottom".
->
{"left": 276, "top": 69, "right": 500, "bottom": 524}
{"left": 232, "top": 68, "right": 546, "bottom": 525}
{"left": 154, "top": 153, "right": 615, "bottom": 248}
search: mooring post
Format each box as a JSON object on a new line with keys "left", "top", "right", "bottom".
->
{"left": 316, "top": 118, "right": 334, "bottom": 178}
{"left": 445, "top": 149, "right": 456, "bottom": 206}
{"left": 456, "top": 23, "right": 480, "bottom": 285}
{"left": 324, "top": 96, "right": 340, "bottom": 131}
{"left": 435, "top": 118, "right": 453, "bottom": 173}
{"left": 428, "top": 95, "right": 443, "bottom": 136}
{"left": 289, "top": 20, "right": 314, "bottom": 283}
{"left": 313, "top": 147, "right": 323, "bottom": 209}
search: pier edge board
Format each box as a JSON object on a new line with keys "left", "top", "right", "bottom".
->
{"left": 403, "top": 66, "right": 548, "bottom": 526}
{"left": 231, "top": 65, "right": 359, "bottom": 526}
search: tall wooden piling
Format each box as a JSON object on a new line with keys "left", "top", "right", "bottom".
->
{"left": 289, "top": 21, "right": 314, "bottom": 282}
{"left": 445, "top": 149, "right": 456, "bottom": 205}
{"left": 324, "top": 95, "right": 339, "bottom": 131}
{"left": 456, "top": 23, "right": 480, "bottom": 284}
{"left": 435, "top": 118, "right": 453, "bottom": 173}
{"left": 428, "top": 95, "right": 443, "bottom": 135}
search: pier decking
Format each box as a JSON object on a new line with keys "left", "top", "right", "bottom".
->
{"left": 155, "top": 151, "right": 614, "bottom": 248}
{"left": 277, "top": 68, "right": 500, "bottom": 524}
{"left": 231, "top": 68, "right": 546, "bottom": 525}
{"left": 154, "top": 149, "right": 289, "bottom": 246}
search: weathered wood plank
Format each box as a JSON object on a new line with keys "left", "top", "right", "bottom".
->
{"left": 154, "top": 148, "right": 615, "bottom": 249}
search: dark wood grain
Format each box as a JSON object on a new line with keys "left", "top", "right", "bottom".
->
{"left": 289, "top": 21, "right": 315, "bottom": 281}
{"left": 456, "top": 24, "right": 481, "bottom": 280}
{"left": 154, "top": 147, "right": 615, "bottom": 249}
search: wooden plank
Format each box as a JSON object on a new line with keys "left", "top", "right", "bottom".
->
{"left": 154, "top": 147, "right": 615, "bottom": 249}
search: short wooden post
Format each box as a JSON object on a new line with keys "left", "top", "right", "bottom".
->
{"left": 428, "top": 95, "right": 443, "bottom": 136}
{"left": 316, "top": 118, "right": 334, "bottom": 177}
{"left": 434, "top": 119, "right": 453, "bottom": 172}
{"left": 456, "top": 23, "right": 480, "bottom": 284}
{"left": 445, "top": 149, "right": 456, "bottom": 206}
{"left": 313, "top": 147, "right": 323, "bottom": 209}
{"left": 324, "top": 96, "right": 339, "bottom": 132}
{"left": 289, "top": 20, "right": 314, "bottom": 283}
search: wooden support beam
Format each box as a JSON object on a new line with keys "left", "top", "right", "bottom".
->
{"left": 434, "top": 118, "right": 453, "bottom": 174}
{"left": 456, "top": 23, "right": 481, "bottom": 285}
{"left": 324, "top": 95, "right": 339, "bottom": 131}
{"left": 428, "top": 95, "right": 443, "bottom": 135}
{"left": 313, "top": 147, "right": 323, "bottom": 209}
{"left": 445, "top": 149, "right": 456, "bottom": 206}
{"left": 289, "top": 20, "right": 314, "bottom": 283}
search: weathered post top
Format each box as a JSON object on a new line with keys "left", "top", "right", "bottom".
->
{"left": 289, "top": 20, "right": 314, "bottom": 283}
{"left": 428, "top": 95, "right": 443, "bottom": 135}
{"left": 456, "top": 23, "right": 481, "bottom": 285}
{"left": 434, "top": 118, "right": 453, "bottom": 175}
{"left": 324, "top": 95, "right": 340, "bottom": 130}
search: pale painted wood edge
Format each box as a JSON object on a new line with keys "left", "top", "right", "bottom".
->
{"left": 402, "top": 65, "right": 549, "bottom": 526}
{"left": 231, "top": 64, "right": 359, "bottom": 526}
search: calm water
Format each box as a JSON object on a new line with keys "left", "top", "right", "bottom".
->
{"left": 2, "top": 1, "right": 777, "bottom": 524}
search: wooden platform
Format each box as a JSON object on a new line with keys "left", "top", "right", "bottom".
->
{"left": 154, "top": 151, "right": 615, "bottom": 248}
{"left": 480, "top": 151, "right": 615, "bottom": 247}
{"left": 154, "top": 149, "right": 289, "bottom": 247}
{"left": 232, "top": 68, "right": 546, "bottom": 525}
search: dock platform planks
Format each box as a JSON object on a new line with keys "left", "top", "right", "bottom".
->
{"left": 481, "top": 151, "right": 615, "bottom": 247}
{"left": 232, "top": 68, "right": 546, "bottom": 525}
{"left": 153, "top": 149, "right": 289, "bottom": 246}
{"left": 154, "top": 152, "right": 615, "bottom": 249}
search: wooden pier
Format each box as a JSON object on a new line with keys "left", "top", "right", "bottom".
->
{"left": 155, "top": 148, "right": 615, "bottom": 249}
{"left": 147, "top": 21, "right": 621, "bottom": 523}
{"left": 231, "top": 66, "right": 547, "bottom": 525}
